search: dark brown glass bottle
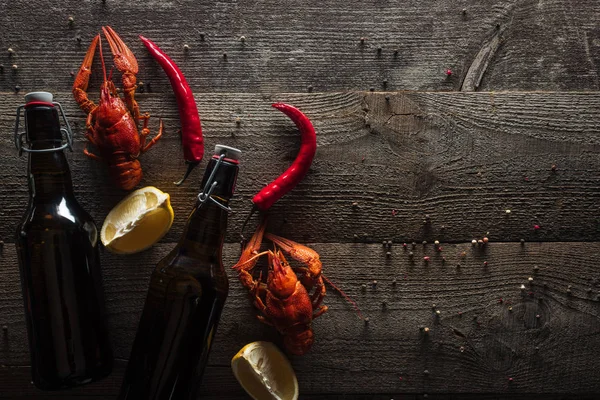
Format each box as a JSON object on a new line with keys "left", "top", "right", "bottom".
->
{"left": 118, "top": 145, "right": 241, "bottom": 400}
{"left": 14, "top": 92, "right": 113, "bottom": 390}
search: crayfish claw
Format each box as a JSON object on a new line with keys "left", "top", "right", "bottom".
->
{"left": 102, "top": 26, "right": 140, "bottom": 119}
{"left": 72, "top": 34, "right": 100, "bottom": 114}
{"left": 102, "top": 26, "right": 138, "bottom": 74}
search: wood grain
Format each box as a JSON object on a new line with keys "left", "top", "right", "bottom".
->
{"left": 1, "top": 0, "right": 600, "bottom": 93}
{"left": 1, "top": 92, "right": 599, "bottom": 244}
{"left": 2, "top": 242, "right": 600, "bottom": 397}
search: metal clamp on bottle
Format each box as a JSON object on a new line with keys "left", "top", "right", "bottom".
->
{"left": 14, "top": 101, "right": 74, "bottom": 156}
{"left": 197, "top": 153, "right": 232, "bottom": 212}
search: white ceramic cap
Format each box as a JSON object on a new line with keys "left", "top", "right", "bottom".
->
{"left": 214, "top": 144, "right": 241, "bottom": 160}
{"left": 25, "top": 91, "right": 53, "bottom": 104}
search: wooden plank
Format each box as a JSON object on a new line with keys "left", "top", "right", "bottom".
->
{"left": 1, "top": 0, "right": 600, "bottom": 93}
{"left": 2, "top": 242, "right": 600, "bottom": 396}
{"left": 1, "top": 92, "right": 599, "bottom": 243}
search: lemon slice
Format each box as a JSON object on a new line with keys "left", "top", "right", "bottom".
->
{"left": 101, "top": 186, "right": 174, "bottom": 254}
{"left": 231, "top": 341, "right": 299, "bottom": 400}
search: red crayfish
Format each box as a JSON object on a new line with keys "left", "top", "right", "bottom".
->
{"left": 73, "top": 26, "right": 163, "bottom": 190}
{"left": 233, "top": 219, "right": 363, "bottom": 355}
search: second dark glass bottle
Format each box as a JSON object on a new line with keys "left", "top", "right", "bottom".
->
{"left": 118, "top": 145, "right": 241, "bottom": 400}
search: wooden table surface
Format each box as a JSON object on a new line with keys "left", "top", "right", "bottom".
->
{"left": 2, "top": 1, "right": 600, "bottom": 399}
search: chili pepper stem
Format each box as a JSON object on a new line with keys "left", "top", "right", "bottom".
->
{"left": 174, "top": 161, "right": 200, "bottom": 186}
{"left": 239, "top": 204, "right": 259, "bottom": 243}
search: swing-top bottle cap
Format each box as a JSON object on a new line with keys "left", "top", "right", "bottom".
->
{"left": 25, "top": 91, "right": 53, "bottom": 104}
{"left": 214, "top": 144, "right": 241, "bottom": 161}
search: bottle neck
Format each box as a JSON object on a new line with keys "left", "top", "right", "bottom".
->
{"left": 177, "top": 157, "right": 239, "bottom": 255}
{"left": 27, "top": 151, "right": 74, "bottom": 203}
{"left": 24, "top": 105, "right": 74, "bottom": 202}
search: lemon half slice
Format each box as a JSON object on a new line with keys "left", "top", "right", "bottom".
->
{"left": 231, "top": 341, "right": 299, "bottom": 400}
{"left": 100, "top": 186, "right": 174, "bottom": 254}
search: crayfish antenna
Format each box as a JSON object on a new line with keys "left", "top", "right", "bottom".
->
{"left": 321, "top": 274, "right": 364, "bottom": 320}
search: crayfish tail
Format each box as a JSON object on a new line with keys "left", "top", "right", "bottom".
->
{"left": 109, "top": 158, "right": 142, "bottom": 191}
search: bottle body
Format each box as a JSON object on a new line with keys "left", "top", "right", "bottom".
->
{"left": 15, "top": 97, "right": 112, "bottom": 390}
{"left": 17, "top": 197, "right": 113, "bottom": 389}
{"left": 119, "top": 149, "right": 239, "bottom": 400}
{"left": 118, "top": 215, "right": 229, "bottom": 400}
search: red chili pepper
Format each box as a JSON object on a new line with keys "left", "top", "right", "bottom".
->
{"left": 139, "top": 35, "right": 204, "bottom": 185}
{"left": 252, "top": 103, "right": 317, "bottom": 211}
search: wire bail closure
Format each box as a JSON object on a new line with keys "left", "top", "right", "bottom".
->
{"left": 197, "top": 153, "right": 232, "bottom": 213}
{"left": 14, "top": 102, "right": 74, "bottom": 156}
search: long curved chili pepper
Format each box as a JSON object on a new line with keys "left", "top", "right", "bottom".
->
{"left": 252, "top": 103, "right": 317, "bottom": 211}
{"left": 139, "top": 35, "right": 204, "bottom": 185}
